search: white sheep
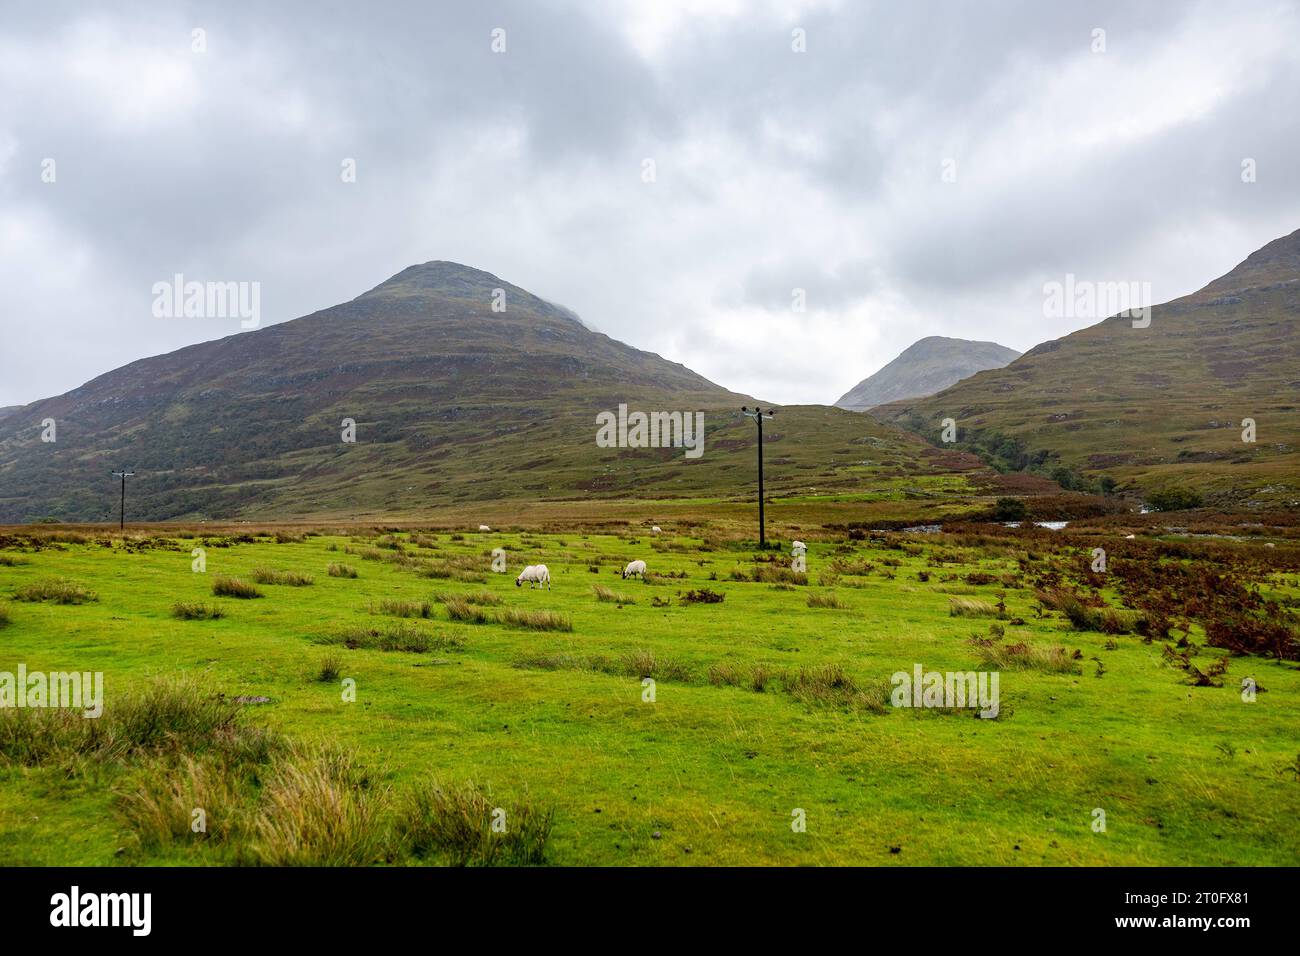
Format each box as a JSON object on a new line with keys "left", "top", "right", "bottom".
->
{"left": 622, "top": 559, "right": 647, "bottom": 580}
{"left": 516, "top": 564, "right": 552, "bottom": 590}
{"left": 479, "top": 524, "right": 491, "bottom": 532}
{"left": 652, "top": 526, "right": 662, "bottom": 534}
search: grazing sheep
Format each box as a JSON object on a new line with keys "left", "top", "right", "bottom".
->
{"left": 622, "top": 559, "right": 647, "bottom": 580}
{"left": 516, "top": 564, "right": 552, "bottom": 590}
{"left": 479, "top": 524, "right": 491, "bottom": 532}
{"left": 652, "top": 526, "right": 662, "bottom": 534}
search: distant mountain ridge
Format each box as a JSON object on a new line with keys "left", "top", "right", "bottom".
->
{"left": 835, "top": 336, "right": 1021, "bottom": 411}
{"left": 875, "top": 228, "right": 1300, "bottom": 507}
{"left": 0, "top": 261, "right": 966, "bottom": 522}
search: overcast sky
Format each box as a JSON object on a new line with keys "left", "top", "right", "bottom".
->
{"left": 2, "top": 0, "right": 1298, "bottom": 408}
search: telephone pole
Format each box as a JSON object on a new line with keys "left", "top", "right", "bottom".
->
{"left": 111, "top": 470, "right": 135, "bottom": 530}
{"left": 740, "top": 407, "right": 776, "bottom": 547}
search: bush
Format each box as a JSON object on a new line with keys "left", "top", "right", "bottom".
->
{"left": 172, "top": 602, "right": 225, "bottom": 620}
{"left": 13, "top": 578, "right": 98, "bottom": 604}
{"left": 1147, "top": 487, "right": 1204, "bottom": 512}
{"left": 992, "top": 497, "right": 1028, "bottom": 522}
{"left": 212, "top": 576, "right": 262, "bottom": 599}
{"left": 681, "top": 588, "right": 725, "bottom": 604}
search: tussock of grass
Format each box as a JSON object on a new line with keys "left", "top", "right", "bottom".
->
{"left": 315, "top": 622, "right": 463, "bottom": 653}
{"left": 975, "top": 641, "right": 1082, "bottom": 674}
{"left": 252, "top": 567, "right": 314, "bottom": 586}
{"left": 327, "top": 563, "right": 358, "bottom": 578}
{"left": 399, "top": 779, "right": 554, "bottom": 866}
{"left": 212, "top": 576, "right": 262, "bottom": 599}
{"left": 248, "top": 748, "right": 383, "bottom": 866}
{"left": 444, "top": 598, "right": 492, "bottom": 624}
{"left": 0, "top": 603, "right": 10, "bottom": 627}
{"left": 0, "top": 554, "right": 29, "bottom": 566}
{"left": 592, "top": 584, "right": 636, "bottom": 604}
{"left": 0, "top": 675, "right": 281, "bottom": 767}
{"left": 784, "top": 665, "right": 888, "bottom": 712}
{"left": 949, "top": 596, "right": 998, "bottom": 618}
{"left": 807, "top": 592, "right": 846, "bottom": 609}
{"left": 373, "top": 598, "right": 432, "bottom": 618}
{"left": 1037, "top": 588, "right": 1141, "bottom": 634}
{"left": 13, "top": 577, "right": 98, "bottom": 604}
{"left": 317, "top": 654, "right": 342, "bottom": 682}
{"left": 115, "top": 755, "right": 241, "bottom": 848}
{"left": 496, "top": 608, "right": 572, "bottom": 632}
{"left": 172, "top": 601, "right": 225, "bottom": 620}
{"left": 753, "top": 566, "right": 808, "bottom": 585}
{"left": 433, "top": 590, "right": 503, "bottom": 607}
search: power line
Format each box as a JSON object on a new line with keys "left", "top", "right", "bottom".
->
{"left": 740, "top": 407, "right": 776, "bottom": 547}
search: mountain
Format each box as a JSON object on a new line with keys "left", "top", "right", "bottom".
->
{"left": 834, "top": 337, "right": 1021, "bottom": 411}
{"left": 875, "top": 229, "right": 1300, "bottom": 508}
{"left": 0, "top": 262, "right": 981, "bottom": 522}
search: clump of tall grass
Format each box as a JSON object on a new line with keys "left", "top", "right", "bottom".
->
{"left": 948, "top": 596, "right": 998, "bottom": 618}
{"left": 0, "top": 603, "right": 10, "bottom": 628}
{"left": 327, "top": 563, "right": 358, "bottom": 578}
{"left": 1036, "top": 588, "right": 1140, "bottom": 634}
{"left": 444, "top": 598, "right": 492, "bottom": 624}
{"left": 433, "top": 590, "right": 503, "bottom": 607}
{"left": 496, "top": 608, "right": 572, "bottom": 632}
{"left": 807, "top": 592, "right": 846, "bottom": 609}
{"left": 114, "top": 755, "right": 242, "bottom": 848}
{"left": 707, "top": 662, "right": 776, "bottom": 692}
{"left": 621, "top": 650, "right": 692, "bottom": 682}
{"left": 373, "top": 598, "right": 432, "bottom": 618}
{"left": 783, "top": 665, "right": 888, "bottom": 712}
{"left": 252, "top": 568, "right": 314, "bottom": 586}
{"left": 317, "top": 654, "right": 342, "bottom": 682}
{"left": 0, "top": 554, "right": 29, "bottom": 566}
{"left": 212, "top": 576, "right": 262, "bottom": 599}
{"left": 246, "top": 747, "right": 384, "bottom": 866}
{"left": 399, "top": 778, "right": 554, "bottom": 866}
{"left": 13, "top": 577, "right": 98, "bottom": 604}
{"left": 592, "top": 584, "right": 636, "bottom": 604}
{"left": 172, "top": 601, "right": 225, "bottom": 620}
{"left": 0, "top": 675, "right": 281, "bottom": 767}
{"left": 753, "top": 566, "right": 808, "bottom": 585}
{"left": 974, "top": 641, "right": 1082, "bottom": 675}
{"left": 315, "top": 622, "right": 463, "bottom": 653}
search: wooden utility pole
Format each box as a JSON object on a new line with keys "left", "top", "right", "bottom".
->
{"left": 111, "top": 470, "right": 135, "bottom": 530}
{"left": 740, "top": 407, "right": 776, "bottom": 546}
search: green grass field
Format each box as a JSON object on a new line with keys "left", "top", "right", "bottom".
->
{"left": 1, "top": 524, "right": 1297, "bottom": 865}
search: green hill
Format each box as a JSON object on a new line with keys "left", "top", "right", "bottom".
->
{"left": 0, "top": 262, "right": 984, "bottom": 522}
{"left": 876, "top": 228, "right": 1300, "bottom": 508}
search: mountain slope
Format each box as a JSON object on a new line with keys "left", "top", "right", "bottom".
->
{"left": 875, "top": 229, "right": 1300, "bottom": 507}
{"left": 0, "top": 262, "right": 981, "bottom": 522}
{"left": 835, "top": 336, "right": 1020, "bottom": 411}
